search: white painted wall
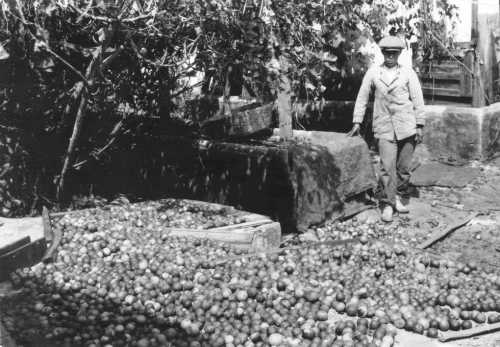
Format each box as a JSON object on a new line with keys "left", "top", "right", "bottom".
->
{"left": 450, "top": 0, "right": 499, "bottom": 42}
{"left": 449, "top": 0, "right": 471, "bottom": 42}
{"left": 478, "top": 0, "right": 499, "bottom": 14}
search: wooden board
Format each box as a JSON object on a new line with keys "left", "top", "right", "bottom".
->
{"left": 201, "top": 102, "right": 275, "bottom": 139}
{"left": 439, "top": 322, "right": 500, "bottom": 342}
{"left": 420, "top": 72, "right": 462, "bottom": 80}
{"left": 419, "top": 56, "right": 474, "bottom": 99}
{"left": 154, "top": 201, "right": 281, "bottom": 252}
{"left": 422, "top": 87, "right": 464, "bottom": 97}
{"left": 166, "top": 221, "right": 281, "bottom": 252}
{"left": 0, "top": 217, "right": 46, "bottom": 280}
{"left": 417, "top": 212, "right": 478, "bottom": 249}
{"left": 0, "top": 239, "right": 46, "bottom": 281}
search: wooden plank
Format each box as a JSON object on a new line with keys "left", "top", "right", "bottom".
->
{"left": 424, "top": 64, "right": 463, "bottom": 74}
{"left": 417, "top": 212, "right": 478, "bottom": 249}
{"left": 420, "top": 74, "right": 461, "bottom": 81}
{"left": 421, "top": 79, "right": 462, "bottom": 88}
{"left": 0, "top": 238, "right": 46, "bottom": 281}
{"left": 165, "top": 221, "right": 281, "bottom": 252}
{"left": 228, "top": 102, "right": 274, "bottom": 137}
{"left": 0, "top": 236, "right": 30, "bottom": 257}
{"left": 205, "top": 219, "right": 273, "bottom": 232}
{"left": 41, "top": 216, "right": 60, "bottom": 263}
{"left": 421, "top": 83, "right": 462, "bottom": 93}
{"left": 167, "top": 227, "right": 257, "bottom": 244}
{"left": 0, "top": 215, "right": 47, "bottom": 277}
{"left": 250, "top": 222, "right": 281, "bottom": 252}
{"left": 201, "top": 102, "right": 275, "bottom": 139}
{"left": 472, "top": 55, "right": 486, "bottom": 107}
{"left": 42, "top": 206, "right": 52, "bottom": 241}
{"left": 461, "top": 50, "right": 474, "bottom": 98}
{"left": 243, "top": 213, "right": 273, "bottom": 222}
{"left": 439, "top": 322, "right": 500, "bottom": 342}
{"left": 277, "top": 57, "right": 293, "bottom": 141}
{"left": 422, "top": 87, "right": 463, "bottom": 97}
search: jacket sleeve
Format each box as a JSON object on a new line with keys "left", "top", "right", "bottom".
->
{"left": 352, "top": 68, "right": 374, "bottom": 124}
{"left": 408, "top": 68, "right": 425, "bottom": 126}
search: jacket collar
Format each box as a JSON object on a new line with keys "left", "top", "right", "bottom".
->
{"left": 378, "top": 64, "right": 401, "bottom": 88}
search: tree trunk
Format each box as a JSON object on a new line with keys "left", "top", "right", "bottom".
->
{"left": 56, "top": 89, "right": 89, "bottom": 201}
{"left": 276, "top": 57, "right": 293, "bottom": 140}
{"left": 56, "top": 51, "right": 101, "bottom": 201}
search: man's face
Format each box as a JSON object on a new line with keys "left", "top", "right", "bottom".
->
{"left": 382, "top": 49, "right": 401, "bottom": 68}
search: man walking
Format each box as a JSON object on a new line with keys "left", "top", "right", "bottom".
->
{"left": 348, "top": 36, "right": 425, "bottom": 222}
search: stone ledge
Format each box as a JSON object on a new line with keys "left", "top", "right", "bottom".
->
{"left": 290, "top": 100, "right": 500, "bottom": 163}
{"left": 422, "top": 105, "right": 483, "bottom": 163}
{"left": 422, "top": 102, "right": 500, "bottom": 162}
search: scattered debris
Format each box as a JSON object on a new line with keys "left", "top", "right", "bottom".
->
{"left": 417, "top": 212, "right": 479, "bottom": 249}
{"left": 411, "top": 162, "right": 481, "bottom": 188}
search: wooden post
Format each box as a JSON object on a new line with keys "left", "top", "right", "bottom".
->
{"left": 471, "top": 0, "right": 486, "bottom": 107}
{"left": 472, "top": 0, "right": 479, "bottom": 42}
{"left": 276, "top": 57, "right": 293, "bottom": 141}
{"left": 472, "top": 56, "right": 486, "bottom": 107}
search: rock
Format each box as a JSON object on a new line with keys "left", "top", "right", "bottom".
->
{"left": 299, "top": 230, "right": 320, "bottom": 243}
{"left": 354, "top": 209, "right": 380, "bottom": 224}
{"left": 410, "top": 162, "right": 481, "bottom": 188}
{"left": 460, "top": 177, "right": 500, "bottom": 212}
{"left": 423, "top": 105, "right": 482, "bottom": 163}
{"left": 421, "top": 103, "right": 500, "bottom": 162}
{"left": 285, "top": 131, "right": 377, "bottom": 231}
{"left": 482, "top": 103, "right": 500, "bottom": 158}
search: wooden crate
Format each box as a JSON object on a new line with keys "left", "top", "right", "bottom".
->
{"left": 0, "top": 217, "right": 47, "bottom": 281}
{"left": 50, "top": 199, "right": 282, "bottom": 253}
{"left": 201, "top": 101, "right": 275, "bottom": 139}
{"left": 419, "top": 60, "right": 473, "bottom": 99}
{"left": 162, "top": 200, "right": 281, "bottom": 252}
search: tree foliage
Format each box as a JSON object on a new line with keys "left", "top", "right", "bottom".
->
{"left": 0, "top": 0, "right": 455, "bottom": 213}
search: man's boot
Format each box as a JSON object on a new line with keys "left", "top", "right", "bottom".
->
{"left": 381, "top": 205, "right": 393, "bottom": 223}
{"left": 395, "top": 196, "right": 409, "bottom": 214}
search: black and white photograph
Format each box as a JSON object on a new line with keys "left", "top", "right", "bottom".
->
{"left": 2, "top": 0, "right": 500, "bottom": 346}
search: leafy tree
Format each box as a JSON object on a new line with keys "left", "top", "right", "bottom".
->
{"left": 0, "top": 0, "right": 454, "bottom": 212}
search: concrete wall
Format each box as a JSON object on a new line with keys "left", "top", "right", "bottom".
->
{"left": 294, "top": 100, "right": 500, "bottom": 163}
{"left": 423, "top": 102, "right": 500, "bottom": 162}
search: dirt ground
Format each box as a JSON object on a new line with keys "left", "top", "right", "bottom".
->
{"left": 406, "top": 156, "right": 500, "bottom": 272}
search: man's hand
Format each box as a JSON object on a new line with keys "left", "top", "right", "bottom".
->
{"left": 347, "top": 123, "right": 361, "bottom": 137}
{"left": 416, "top": 127, "right": 423, "bottom": 144}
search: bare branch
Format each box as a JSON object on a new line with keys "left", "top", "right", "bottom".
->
{"left": 76, "top": 0, "right": 94, "bottom": 23}
{"left": 41, "top": 42, "right": 89, "bottom": 86}
{"left": 71, "top": 4, "right": 166, "bottom": 24}
{"left": 171, "top": 80, "right": 204, "bottom": 98}
{"left": 0, "top": 123, "right": 21, "bottom": 131}
{"left": 70, "top": 4, "right": 113, "bottom": 23}
{"left": 101, "top": 45, "right": 124, "bottom": 68}
{"left": 72, "top": 118, "right": 126, "bottom": 170}
{"left": 129, "top": 38, "right": 181, "bottom": 68}
{"left": 122, "top": 11, "right": 166, "bottom": 23}
{"left": 57, "top": 46, "right": 102, "bottom": 201}
{"left": 117, "top": 0, "right": 134, "bottom": 21}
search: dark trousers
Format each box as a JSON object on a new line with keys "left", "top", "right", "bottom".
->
{"left": 377, "top": 135, "right": 415, "bottom": 207}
